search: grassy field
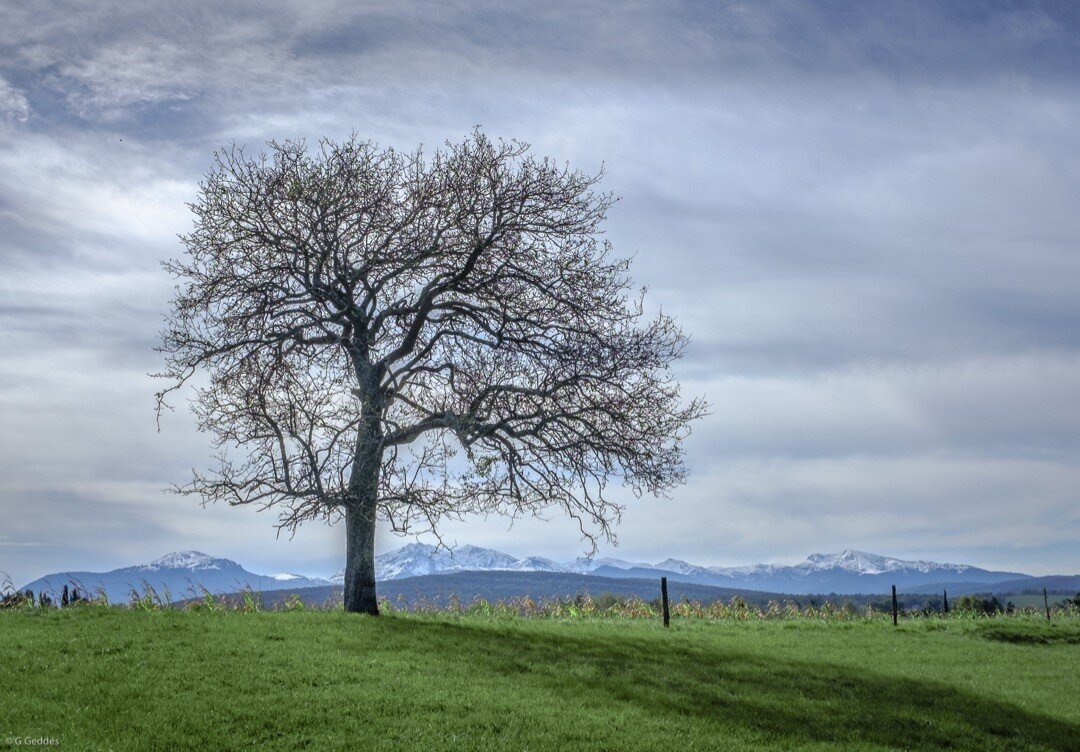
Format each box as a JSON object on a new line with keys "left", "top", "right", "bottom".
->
{"left": 2, "top": 609, "right": 1078, "bottom": 751}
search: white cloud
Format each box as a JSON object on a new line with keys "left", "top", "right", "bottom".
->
{"left": 0, "top": 77, "right": 30, "bottom": 122}
{"left": 52, "top": 43, "right": 197, "bottom": 118}
{"left": 0, "top": 130, "right": 195, "bottom": 262}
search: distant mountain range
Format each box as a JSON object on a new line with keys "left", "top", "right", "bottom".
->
{"left": 336, "top": 543, "right": 1039, "bottom": 595}
{"left": 19, "top": 551, "right": 331, "bottom": 603}
{"left": 19, "top": 545, "right": 1075, "bottom": 603}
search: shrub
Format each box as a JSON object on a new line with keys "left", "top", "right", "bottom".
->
{"left": 952, "top": 595, "right": 1002, "bottom": 616}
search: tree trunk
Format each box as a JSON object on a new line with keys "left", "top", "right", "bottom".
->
{"left": 343, "top": 364, "right": 383, "bottom": 615}
{"left": 343, "top": 497, "right": 379, "bottom": 614}
{"left": 343, "top": 412, "right": 381, "bottom": 614}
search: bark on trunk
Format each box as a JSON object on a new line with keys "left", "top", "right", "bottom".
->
{"left": 343, "top": 497, "right": 378, "bottom": 614}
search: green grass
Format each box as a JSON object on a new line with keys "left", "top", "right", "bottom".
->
{"left": 2, "top": 610, "right": 1078, "bottom": 751}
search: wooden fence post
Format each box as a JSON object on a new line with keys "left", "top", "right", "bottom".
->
{"left": 891, "top": 585, "right": 898, "bottom": 626}
{"left": 661, "top": 577, "right": 670, "bottom": 628}
{"left": 1043, "top": 588, "right": 1051, "bottom": 622}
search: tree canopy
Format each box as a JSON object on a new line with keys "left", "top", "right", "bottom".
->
{"left": 157, "top": 130, "right": 706, "bottom": 612}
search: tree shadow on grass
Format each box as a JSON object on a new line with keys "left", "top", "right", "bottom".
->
{"left": 383, "top": 618, "right": 1079, "bottom": 751}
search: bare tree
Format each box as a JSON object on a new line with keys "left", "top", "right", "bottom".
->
{"left": 157, "top": 130, "right": 706, "bottom": 614}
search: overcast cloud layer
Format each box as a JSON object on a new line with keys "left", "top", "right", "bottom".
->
{"left": 2, "top": 1, "right": 1078, "bottom": 584}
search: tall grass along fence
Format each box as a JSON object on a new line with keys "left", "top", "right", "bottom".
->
{"left": 380, "top": 591, "right": 1080, "bottom": 623}
{"left": 5, "top": 571, "right": 1079, "bottom": 622}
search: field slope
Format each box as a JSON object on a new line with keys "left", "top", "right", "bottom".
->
{"left": 2, "top": 610, "right": 1078, "bottom": 751}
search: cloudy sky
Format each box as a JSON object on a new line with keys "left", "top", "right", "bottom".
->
{"left": 2, "top": 1, "right": 1078, "bottom": 584}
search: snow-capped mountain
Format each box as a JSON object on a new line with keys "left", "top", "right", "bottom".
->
{"left": 512, "top": 556, "right": 564, "bottom": 572}
{"left": 559, "top": 556, "right": 652, "bottom": 575}
{"left": 328, "top": 544, "right": 1032, "bottom": 595}
{"left": 135, "top": 551, "right": 226, "bottom": 571}
{"left": 699, "top": 550, "right": 972, "bottom": 581}
{"left": 676, "top": 549, "right": 1010, "bottom": 593}
{"left": 329, "top": 543, "right": 551, "bottom": 584}
{"left": 801, "top": 550, "right": 970, "bottom": 575}
{"left": 20, "top": 551, "right": 331, "bottom": 604}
